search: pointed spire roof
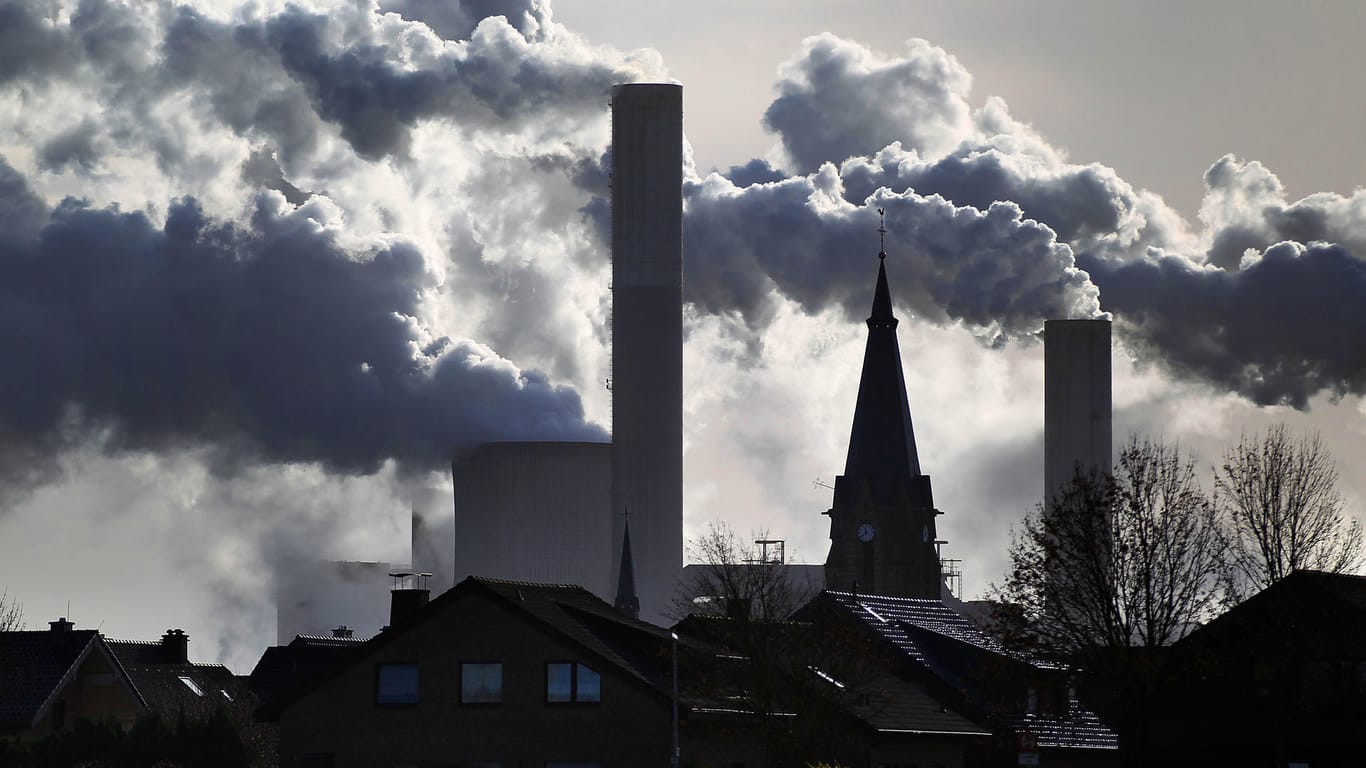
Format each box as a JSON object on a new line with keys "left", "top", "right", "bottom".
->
{"left": 841, "top": 245, "right": 923, "bottom": 497}
{"left": 614, "top": 517, "right": 640, "bottom": 620}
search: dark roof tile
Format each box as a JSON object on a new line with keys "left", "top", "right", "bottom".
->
{"left": 0, "top": 630, "right": 100, "bottom": 727}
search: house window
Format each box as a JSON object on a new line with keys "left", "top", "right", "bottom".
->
{"left": 376, "top": 663, "right": 420, "bottom": 705}
{"left": 461, "top": 663, "right": 503, "bottom": 704}
{"left": 546, "top": 662, "right": 601, "bottom": 704}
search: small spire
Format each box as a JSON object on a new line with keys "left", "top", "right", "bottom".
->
{"left": 614, "top": 513, "right": 640, "bottom": 620}
{"left": 877, "top": 208, "right": 887, "bottom": 260}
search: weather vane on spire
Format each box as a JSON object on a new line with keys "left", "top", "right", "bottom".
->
{"left": 877, "top": 208, "right": 887, "bottom": 260}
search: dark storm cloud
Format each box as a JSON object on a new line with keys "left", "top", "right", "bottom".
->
{"left": 0, "top": 1, "right": 74, "bottom": 85}
{"left": 258, "top": 7, "right": 627, "bottom": 160}
{"left": 683, "top": 170, "right": 1101, "bottom": 340}
{"left": 38, "top": 120, "right": 101, "bottom": 173}
{"left": 840, "top": 144, "right": 1126, "bottom": 245}
{"left": 1084, "top": 241, "right": 1366, "bottom": 408}
{"left": 0, "top": 159, "right": 604, "bottom": 482}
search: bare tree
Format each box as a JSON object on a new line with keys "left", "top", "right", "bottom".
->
{"left": 992, "top": 437, "right": 1225, "bottom": 765}
{"left": 674, "top": 523, "right": 876, "bottom": 767}
{"left": 674, "top": 521, "right": 818, "bottom": 622}
{"left": 995, "top": 436, "right": 1224, "bottom": 659}
{"left": 1216, "top": 424, "right": 1363, "bottom": 598}
{"left": 1, "top": 589, "right": 23, "bottom": 632}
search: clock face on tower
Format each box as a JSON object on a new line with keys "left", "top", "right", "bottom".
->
{"left": 857, "top": 522, "right": 876, "bottom": 542}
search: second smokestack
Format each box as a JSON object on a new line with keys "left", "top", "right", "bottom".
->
{"left": 1044, "top": 319, "right": 1112, "bottom": 501}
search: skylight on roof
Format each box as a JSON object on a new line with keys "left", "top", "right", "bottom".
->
{"left": 178, "top": 676, "right": 203, "bottom": 696}
{"left": 810, "top": 666, "right": 846, "bottom": 689}
{"left": 859, "top": 603, "right": 888, "bottom": 623}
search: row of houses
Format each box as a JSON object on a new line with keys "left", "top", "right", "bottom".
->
{"left": 6, "top": 568, "right": 1366, "bottom": 767}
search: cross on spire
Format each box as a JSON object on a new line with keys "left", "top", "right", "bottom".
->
{"left": 877, "top": 208, "right": 887, "bottom": 260}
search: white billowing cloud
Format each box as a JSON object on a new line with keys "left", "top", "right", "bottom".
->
{"left": 764, "top": 34, "right": 975, "bottom": 173}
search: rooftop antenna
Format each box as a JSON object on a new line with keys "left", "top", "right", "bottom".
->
{"left": 877, "top": 208, "right": 887, "bottom": 260}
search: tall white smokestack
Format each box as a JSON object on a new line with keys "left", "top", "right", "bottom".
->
{"left": 609, "top": 84, "right": 683, "bottom": 623}
{"left": 1044, "top": 319, "right": 1112, "bottom": 501}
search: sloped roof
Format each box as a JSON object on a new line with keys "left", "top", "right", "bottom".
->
{"left": 0, "top": 629, "right": 147, "bottom": 731}
{"left": 674, "top": 610, "right": 987, "bottom": 738}
{"left": 259, "top": 576, "right": 678, "bottom": 720}
{"left": 0, "top": 629, "right": 101, "bottom": 727}
{"left": 824, "top": 591, "right": 1015, "bottom": 663}
{"left": 821, "top": 591, "right": 1118, "bottom": 751}
{"left": 105, "top": 639, "right": 251, "bottom": 715}
{"left": 1009, "top": 702, "right": 1120, "bottom": 750}
{"left": 474, "top": 578, "right": 675, "bottom": 693}
{"left": 247, "top": 634, "right": 366, "bottom": 705}
{"left": 846, "top": 672, "right": 989, "bottom": 736}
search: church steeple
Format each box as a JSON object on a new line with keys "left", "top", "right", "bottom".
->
{"left": 840, "top": 228, "right": 923, "bottom": 501}
{"left": 614, "top": 517, "right": 640, "bottom": 619}
{"left": 824, "top": 211, "right": 942, "bottom": 600}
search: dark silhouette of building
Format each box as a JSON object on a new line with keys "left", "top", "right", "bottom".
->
{"left": 259, "top": 576, "right": 685, "bottom": 767}
{"left": 824, "top": 241, "right": 943, "bottom": 598}
{"left": 1149, "top": 570, "right": 1366, "bottom": 765}
{"left": 0, "top": 619, "right": 143, "bottom": 737}
{"left": 801, "top": 591, "right": 1120, "bottom": 767}
{"left": 248, "top": 629, "right": 366, "bottom": 708}
{"left": 1, "top": 620, "right": 258, "bottom": 748}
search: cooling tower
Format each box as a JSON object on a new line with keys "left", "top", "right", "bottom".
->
{"left": 610, "top": 84, "right": 683, "bottom": 624}
{"left": 452, "top": 442, "right": 613, "bottom": 597}
{"left": 1044, "top": 319, "right": 1113, "bottom": 501}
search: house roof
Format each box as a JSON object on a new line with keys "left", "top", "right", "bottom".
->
{"left": 820, "top": 591, "right": 1118, "bottom": 751}
{"left": 258, "top": 576, "right": 679, "bottom": 720}
{"left": 468, "top": 578, "right": 676, "bottom": 693}
{"left": 846, "top": 672, "right": 990, "bottom": 737}
{"left": 0, "top": 628, "right": 146, "bottom": 730}
{"left": 0, "top": 629, "right": 101, "bottom": 727}
{"left": 104, "top": 639, "right": 251, "bottom": 714}
{"left": 247, "top": 634, "right": 366, "bottom": 705}
{"left": 673, "top": 610, "right": 988, "bottom": 738}
{"left": 1182, "top": 569, "right": 1366, "bottom": 651}
{"left": 824, "top": 590, "right": 1016, "bottom": 664}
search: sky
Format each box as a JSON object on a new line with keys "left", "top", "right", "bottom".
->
{"left": 0, "top": 0, "right": 1364, "bottom": 672}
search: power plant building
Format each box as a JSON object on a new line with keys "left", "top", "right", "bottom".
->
{"left": 451, "top": 442, "right": 613, "bottom": 598}
{"left": 1043, "top": 319, "right": 1113, "bottom": 501}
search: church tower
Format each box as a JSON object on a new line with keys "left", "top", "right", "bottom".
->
{"left": 824, "top": 220, "right": 942, "bottom": 599}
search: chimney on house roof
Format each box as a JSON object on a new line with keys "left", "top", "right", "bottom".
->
{"left": 49, "top": 617, "right": 74, "bottom": 633}
{"left": 388, "top": 572, "right": 431, "bottom": 627}
{"left": 161, "top": 629, "right": 189, "bottom": 663}
{"left": 331, "top": 625, "right": 353, "bottom": 639}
